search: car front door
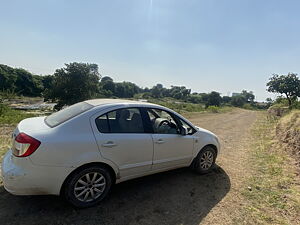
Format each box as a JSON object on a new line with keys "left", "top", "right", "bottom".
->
{"left": 146, "top": 108, "right": 195, "bottom": 170}
{"left": 91, "top": 107, "right": 154, "bottom": 179}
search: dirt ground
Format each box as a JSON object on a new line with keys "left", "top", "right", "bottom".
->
{"left": 0, "top": 109, "right": 258, "bottom": 225}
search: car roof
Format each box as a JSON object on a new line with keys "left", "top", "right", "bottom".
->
{"left": 84, "top": 98, "right": 159, "bottom": 107}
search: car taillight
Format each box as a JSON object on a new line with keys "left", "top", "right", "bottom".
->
{"left": 12, "top": 133, "right": 41, "bottom": 157}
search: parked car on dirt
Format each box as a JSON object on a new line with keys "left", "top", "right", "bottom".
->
{"left": 1, "top": 99, "right": 220, "bottom": 207}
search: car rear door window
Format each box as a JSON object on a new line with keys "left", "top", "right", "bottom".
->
{"left": 95, "top": 114, "right": 109, "bottom": 133}
{"left": 95, "top": 108, "right": 145, "bottom": 133}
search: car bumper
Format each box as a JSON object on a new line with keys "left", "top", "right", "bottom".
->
{"left": 1, "top": 150, "right": 72, "bottom": 196}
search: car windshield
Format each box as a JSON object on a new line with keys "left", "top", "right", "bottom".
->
{"left": 45, "top": 102, "right": 93, "bottom": 127}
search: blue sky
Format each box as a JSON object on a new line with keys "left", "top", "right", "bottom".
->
{"left": 1, "top": 0, "right": 300, "bottom": 101}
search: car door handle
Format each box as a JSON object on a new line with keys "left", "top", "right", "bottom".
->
{"left": 102, "top": 141, "right": 117, "bottom": 148}
{"left": 155, "top": 139, "right": 165, "bottom": 144}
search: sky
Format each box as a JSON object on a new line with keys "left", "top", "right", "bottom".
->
{"left": 1, "top": 0, "right": 300, "bottom": 101}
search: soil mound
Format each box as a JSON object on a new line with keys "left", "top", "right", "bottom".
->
{"left": 276, "top": 110, "right": 300, "bottom": 166}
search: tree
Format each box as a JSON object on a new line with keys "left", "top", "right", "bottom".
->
{"left": 41, "top": 75, "right": 54, "bottom": 90}
{"left": 265, "top": 97, "right": 273, "bottom": 108}
{"left": 101, "top": 76, "right": 113, "bottom": 83}
{"left": 48, "top": 62, "right": 101, "bottom": 109}
{"left": 0, "top": 64, "right": 17, "bottom": 91}
{"left": 0, "top": 64, "right": 45, "bottom": 97}
{"left": 265, "top": 98, "right": 273, "bottom": 103}
{"left": 181, "top": 87, "right": 191, "bottom": 99}
{"left": 231, "top": 95, "right": 246, "bottom": 107}
{"left": 41, "top": 75, "right": 54, "bottom": 101}
{"left": 114, "top": 82, "right": 140, "bottom": 98}
{"left": 267, "top": 73, "right": 300, "bottom": 107}
{"left": 241, "top": 90, "right": 255, "bottom": 102}
{"left": 100, "top": 76, "right": 115, "bottom": 97}
{"left": 187, "top": 94, "right": 202, "bottom": 104}
{"left": 205, "top": 91, "right": 222, "bottom": 107}
{"left": 150, "top": 84, "right": 163, "bottom": 98}
{"left": 222, "top": 96, "right": 232, "bottom": 104}
{"left": 14, "top": 68, "right": 43, "bottom": 96}
{"left": 167, "top": 86, "right": 191, "bottom": 100}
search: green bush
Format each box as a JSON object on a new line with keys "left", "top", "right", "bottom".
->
{"left": 0, "top": 103, "right": 10, "bottom": 116}
{"left": 231, "top": 95, "right": 246, "bottom": 107}
{"left": 207, "top": 106, "right": 220, "bottom": 113}
{"left": 0, "top": 104, "right": 35, "bottom": 125}
{"left": 145, "top": 98, "right": 234, "bottom": 113}
{"left": 272, "top": 97, "right": 300, "bottom": 109}
{"left": 291, "top": 101, "right": 300, "bottom": 109}
{"left": 149, "top": 99, "right": 206, "bottom": 113}
{"left": 0, "top": 90, "right": 17, "bottom": 101}
{"left": 243, "top": 103, "right": 255, "bottom": 110}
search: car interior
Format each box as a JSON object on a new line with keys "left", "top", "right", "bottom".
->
{"left": 147, "top": 109, "right": 179, "bottom": 134}
{"left": 95, "top": 108, "right": 144, "bottom": 133}
{"left": 95, "top": 107, "right": 185, "bottom": 134}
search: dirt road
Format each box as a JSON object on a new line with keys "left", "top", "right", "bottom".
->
{"left": 0, "top": 109, "right": 258, "bottom": 225}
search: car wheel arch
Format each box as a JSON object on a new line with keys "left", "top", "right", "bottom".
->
{"left": 205, "top": 144, "right": 218, "bottom": 155}
{"left": 60, "top": 162, "right": 117, "bottom": 196}
{"left": 194, "top": 143, "right": 218, "bottom": 156}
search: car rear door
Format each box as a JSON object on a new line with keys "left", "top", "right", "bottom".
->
{"left": 90, "top": 107, "right": 154, "bottom": 178}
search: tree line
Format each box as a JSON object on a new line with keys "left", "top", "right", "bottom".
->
{"left": 1, "top": 62, "right": 258, "bottom": 109}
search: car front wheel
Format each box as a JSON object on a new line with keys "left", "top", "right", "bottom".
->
{"left": 193, "top": 146, "right": 216, "bottom": 174}
{"left": 64, "top": 166, "right": 112, "bottom": 208}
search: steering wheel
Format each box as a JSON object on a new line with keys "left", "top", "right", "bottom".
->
{"left": 158, "top": 119, "right": 171, "bottom": 128}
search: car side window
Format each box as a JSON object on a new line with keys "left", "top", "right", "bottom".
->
{"left": 177, "top": 117, "right": 195, "bottom": 135}
{"left": 95, "top": 114, "right": 109, "bottom": 133}
{"left": 147, "top": 108, "right": 180, "bottom": 134}
{"left": 95, "top": 108, "right": 145, "bottom": 133}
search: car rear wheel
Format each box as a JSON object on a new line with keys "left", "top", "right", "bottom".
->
{"left": 64, "top": 166, "right": 112, "bottom": 208}
{"left": 193, "top": 146, "right": 216, "bottom": 174}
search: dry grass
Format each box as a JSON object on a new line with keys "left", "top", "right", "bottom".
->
{"left": 236, "top": 114, "right": 300, "bottom": 224}
{"left": 0, "top": 125, "right": 15, "bottom": 185}
{"left": 276, "top": 110, "right": 300, "bottom": 167}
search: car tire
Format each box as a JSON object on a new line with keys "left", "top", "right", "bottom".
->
{"left": 193, "top": 146, "right": 217, "bottom": 174}
{"left": 64, "top": 166, "right": 112, "bottom": 208}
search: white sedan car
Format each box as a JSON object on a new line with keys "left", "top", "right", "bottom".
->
{"left": 1, "top": 99, "right": 220, "bottom": 207}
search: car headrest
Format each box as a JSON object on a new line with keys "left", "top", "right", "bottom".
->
{"left": 131, "top": 113, "right": 141, "bottom": 123}
{"left": 119, "top": 109, "right": 130, "bottom": 120}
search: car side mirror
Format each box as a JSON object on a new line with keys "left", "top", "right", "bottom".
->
{"left": 180, "top": 127, "right": 188, "bottom": 135}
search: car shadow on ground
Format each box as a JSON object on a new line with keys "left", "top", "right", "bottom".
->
{"left": 0, "top": 165, "right": 230, "bottom": 225}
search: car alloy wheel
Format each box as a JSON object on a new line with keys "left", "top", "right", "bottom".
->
{"left": 193, "top": 146, "right": 216, "bottom": 174}
{"left": 64, "top": 166, "right": 112, "bottom": 208}
{"left": 199, "top": 150, "right": 214, "bottom": 170}
{"left": 74, "top": 172, "right": 106, "bottom": 202}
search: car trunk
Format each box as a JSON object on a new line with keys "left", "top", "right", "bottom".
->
{"left": 13, "top": 116, "right": 50, "bottom": 137}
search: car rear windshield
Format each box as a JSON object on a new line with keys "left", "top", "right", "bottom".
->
{"left": 45, "top": 102, "right": 93, "bottom": 127}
